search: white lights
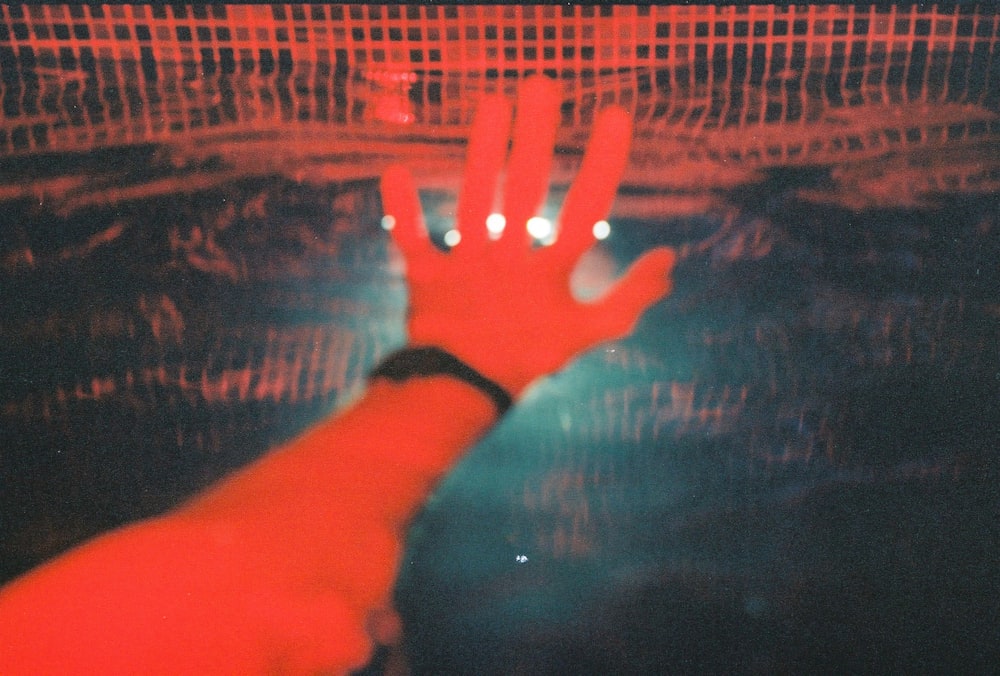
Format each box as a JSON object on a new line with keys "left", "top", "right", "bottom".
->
{"left": 486, "top": 213, "right": 506, "bottom": 239}
{"left": 392, "top": 212, "right": 613, "bottom": 248}
{"left": 526, "top": 216, "right": 555, "bottom": 245}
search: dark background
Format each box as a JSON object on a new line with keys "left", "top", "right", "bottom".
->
{"left": 2, "top": 4, "right": 999, "bottom": 674}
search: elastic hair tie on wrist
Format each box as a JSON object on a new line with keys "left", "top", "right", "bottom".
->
{"left": 369, "top": 346, "right": 513, "bottom": 417}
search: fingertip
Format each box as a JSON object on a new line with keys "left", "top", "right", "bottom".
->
{"left": 520, "top": 74, "right": 561, "bottom": 106}
{"left": 597, "top": 104, "right": 632, "bottom": 127}
{"left": 473, "top": 91, "right": 514, "bottom": 129}
{"left": 380, "top": 164, "right": 415, "bottom": 211}
{"left": 595, "top": 105, "right": 634, "bottom": 150}
{"left": 381, "top": 162, "right": 410, "bottom": 184}
{"left": 646, "top": 246, "right": 678, "bottom": 274}
{"left": 634, "top": 246, "right": 678, "bottom": 295}
{"left": 380, "top": 163, "right": 413, "bottom": 199}
{"left": 514, "top": 73, "right": 561, "bottom": 134}
{"left": 381, "top": 162, "right": 410, "bottom": 196}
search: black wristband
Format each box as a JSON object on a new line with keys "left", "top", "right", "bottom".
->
{"left": 369, "top": 346, "right": 513, "bottom": 417}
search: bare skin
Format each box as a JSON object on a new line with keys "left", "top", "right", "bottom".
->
{"left": 0, "top": 76, "right": 676, "bottom": 675}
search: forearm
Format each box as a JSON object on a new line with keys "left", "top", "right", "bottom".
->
{"left": 182, "top": 375, "right": 499, "bottom": 540}
{"left": 0, "top": 375, "right": 500, "bottom": 674}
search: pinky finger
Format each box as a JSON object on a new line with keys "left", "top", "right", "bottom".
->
{"left": 380, "top": 164, "right": 441, "bottom": 277}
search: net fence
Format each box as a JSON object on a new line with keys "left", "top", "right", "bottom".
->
{"left": 2, "top": 4, "right": 998, "bottom": 156}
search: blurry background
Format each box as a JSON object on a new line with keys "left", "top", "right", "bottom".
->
{"left": 1, "top": 4, "right": 999, "bottom": 673}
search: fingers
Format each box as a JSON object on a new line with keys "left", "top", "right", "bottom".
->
{"left": 380, "top": 163, "right": 442, "bottom": 279}
{"left": 579, "top": 247, "right": 676, "bottom": 345}
{"left": 550, "top": 105, "right": 633, "bottom": 271}
{"left": 500, "top": 76, "right": 562, "bottom": 251}
{"left": 456, "top": 92, "right": 513, "bottom": 250}
{"left": 385, "top": 81, "right": 632, "bottom": 279}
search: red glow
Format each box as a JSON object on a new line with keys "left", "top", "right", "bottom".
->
{"left": 2, "top": 4, "right": 997, "bottom": 673}
{"left": 0, "top": 60, "right": 675, "bottom": 674}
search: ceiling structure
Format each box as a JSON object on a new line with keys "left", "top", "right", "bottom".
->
{"left": 1, "top": 4, "right": 998, "bottom": 216}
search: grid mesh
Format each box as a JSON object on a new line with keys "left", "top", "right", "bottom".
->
{"left": 2, "top": 9, "right": 1000, "bottom": 671}
{"left": 1, "top": 4, "right": 999, "bottom": 164}
{"left": 4, "top": 5, "right": 999, "bottom": 75}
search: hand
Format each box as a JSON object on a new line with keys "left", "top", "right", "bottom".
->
{"left": 380, "top": 76, "right": 676, "bottom": 396}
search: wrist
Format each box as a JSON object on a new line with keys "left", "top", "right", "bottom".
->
{"left": 370, "top": 346, "right": 515, "bottom": 417}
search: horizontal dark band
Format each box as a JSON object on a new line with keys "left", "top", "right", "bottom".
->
{"left": 369, "top": 346, "right": 513, "bottom": 417}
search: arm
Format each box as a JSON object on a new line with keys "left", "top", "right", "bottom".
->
{"left": 0, "top": 77, "right": 676, "bottom": 675}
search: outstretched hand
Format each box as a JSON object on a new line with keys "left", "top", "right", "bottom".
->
{"left": 380, "top": 76, "right": 676, "bottom": 397}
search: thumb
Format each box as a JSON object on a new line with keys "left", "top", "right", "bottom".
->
{"left": 579, "top": 247, "right": 676, "bottom": 345}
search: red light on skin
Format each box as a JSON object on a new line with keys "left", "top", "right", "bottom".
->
{"left": 527, "top": 216, "right": 555, "bottom": 245}
{"left": 487, "top": 213, "right": 506, "bottom": 239}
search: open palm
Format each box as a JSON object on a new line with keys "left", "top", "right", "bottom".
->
{"left": 381, "top": 76, "right": 676, "bottom": 396}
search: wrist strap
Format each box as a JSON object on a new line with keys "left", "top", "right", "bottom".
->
{"left": 369, "top": 346, "right": 513, "bottom": 417}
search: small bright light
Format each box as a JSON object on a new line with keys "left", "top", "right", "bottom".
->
{"left": 526, "top": 216, "right": 554, "bottom": 243}
{"left": 593, "top": 220, "right": 611, "bottom": 240}
{"left": 443, "top": 229, "right": 462, "bottom": 247}
{"left": 380, "top": 215, "right": 396, "bottom": 231}
{"left": 486, "top": 213, "right": 506, "bottom": 239}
